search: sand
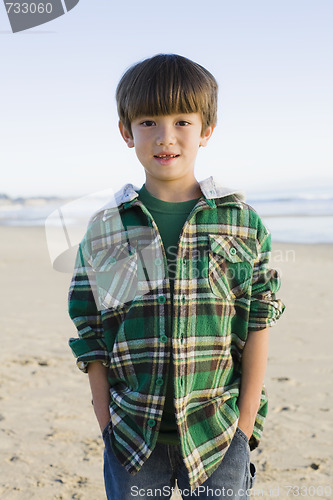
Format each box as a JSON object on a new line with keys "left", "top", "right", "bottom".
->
{"left": 0, "top": 226, "right": 332, "bottom": 499}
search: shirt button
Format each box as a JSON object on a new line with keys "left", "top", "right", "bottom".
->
{"left": 147, "top": 419, "right": 156, "bottom": 428}
{"left": 77, "top": 361, "right": 87, "bottom": 371}
{"left": 110, "top": 257, "right": 116, "bottom": 264}
{"left": 160, "top": 335, "right": 168, "bottom": 343}
{"left": 155, "top": 258, "right": 162, "bottom": 266}
{"left": 230, "top": 247, "right": 237, "bottom": 256}
{"left": 156, "top": 377, "right": 164, "bottom": 386}
{"left": 158, "top": 295, "right": 166, "bottom": 304}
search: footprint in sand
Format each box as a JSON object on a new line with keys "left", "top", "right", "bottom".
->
{"left": 272, "top": 377, "right": 298, "bottom": 386}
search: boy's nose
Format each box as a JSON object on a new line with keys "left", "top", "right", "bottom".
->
{"left": 156, "top": 126, "right": 176, "bottom": 145}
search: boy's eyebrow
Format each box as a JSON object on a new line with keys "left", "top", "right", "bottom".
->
{"left": 133, "top": 115, "right": 156, "bottom": 121}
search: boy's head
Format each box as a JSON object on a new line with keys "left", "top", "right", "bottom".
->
{"left": 116, "top": 53, "right": 218, "bottom": 137}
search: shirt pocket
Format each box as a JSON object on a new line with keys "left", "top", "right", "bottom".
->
{"left": 91, "top": 244, "right": 138, "bottom": 310}
{"left": 208, "top": 234, "right": 257, "bottom": 300}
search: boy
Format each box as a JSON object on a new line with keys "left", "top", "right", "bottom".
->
{"left": 68, "top": 54, "right": 284, "bottom": 499}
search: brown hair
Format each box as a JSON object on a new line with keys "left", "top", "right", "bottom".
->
{"left": 116, "top": 54, "right": 218, "bottom": 137}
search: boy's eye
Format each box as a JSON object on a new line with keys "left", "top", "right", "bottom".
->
{"left": 141, "top": 120, "right": 155, "bottom": 127}
{"left": 177, "top": 120, "right": 190, "bottom": 126}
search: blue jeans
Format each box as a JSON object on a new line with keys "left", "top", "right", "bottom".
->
{"left": 102, "top": 427, "right": 256, "bottom": 499}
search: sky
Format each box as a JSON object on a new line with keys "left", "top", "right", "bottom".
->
{"left": 1, "top": 0, "right": 332, "bottom": 198}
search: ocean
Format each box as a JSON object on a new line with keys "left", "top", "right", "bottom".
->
{"left": 247, "top": 186, "right": 333, "bottom": 244}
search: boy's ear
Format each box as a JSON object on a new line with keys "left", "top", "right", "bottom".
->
{"left": 199, "top": 125, "right": 216, "bottom": 147}
{"left": 118, "top": 121, "right": 135, "bottom": 148}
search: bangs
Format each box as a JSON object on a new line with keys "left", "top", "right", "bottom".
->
{"left": 127, "top": 64, "right": 205, "bottom": 119}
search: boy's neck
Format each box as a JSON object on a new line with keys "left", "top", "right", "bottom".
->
{"left": 144, "top": 177, "right": 202, "bottom": 202}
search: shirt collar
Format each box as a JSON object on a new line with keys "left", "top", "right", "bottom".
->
{"left": 199, "top": 176, "right": 245, "bottom": 204}
{"left": 99, "top": 177, "right": 245, "bottom": 221}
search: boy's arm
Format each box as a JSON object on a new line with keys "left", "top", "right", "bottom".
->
{"left": 237, "top": 327, "right": 269, "bottom": 439}
{"left": 69, "top": 242, "right": 110, "bottom": 369}
{"left": 237, "top": 218, "right": 284, "bottom": 442}
{"left": 68, "top": 239, "right": 112, "bottom": 432}
{"left": 88, "top": 361, "right": 111, "bottom": 432}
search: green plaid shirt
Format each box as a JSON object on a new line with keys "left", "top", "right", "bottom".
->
{"left": 68, "top": 176, "right": 284, "bottom": 489}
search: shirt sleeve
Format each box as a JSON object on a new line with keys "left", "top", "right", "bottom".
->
{"left": 248, "top": 219, "right": 285, "bottom": 331}
{"left": 68, "top": 240, "right": 110, "bottom": 373}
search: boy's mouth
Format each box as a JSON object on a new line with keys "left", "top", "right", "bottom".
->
{"left": 154, "top": 154, "right": 180, "bottom": 159}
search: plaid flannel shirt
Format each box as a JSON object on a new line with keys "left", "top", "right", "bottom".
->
{"left": 68, "top": 176, "right": 284, "bottom": 489}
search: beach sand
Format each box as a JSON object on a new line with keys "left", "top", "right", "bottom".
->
{"left": 0, "top": 226, "right": 332, "bottom": 499}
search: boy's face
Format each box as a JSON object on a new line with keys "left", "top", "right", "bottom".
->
{"left": 119, "top": 113, "right": 214, "bottom": 187}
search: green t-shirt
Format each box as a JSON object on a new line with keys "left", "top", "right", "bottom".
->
{"left": 138, "top": 185, "right": 200, "bottom": 444}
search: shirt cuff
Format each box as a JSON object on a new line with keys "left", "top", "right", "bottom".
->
{"left": 248, "top": 296, "right": 285, "bottom": 331}
{"left": 69, "top": 337, "right": 110, "bottom": 372}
